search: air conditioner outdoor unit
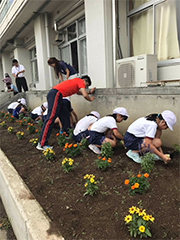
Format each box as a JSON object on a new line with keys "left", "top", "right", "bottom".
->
{"left": 116, "top": 54, "right": 157, "bottom": 87}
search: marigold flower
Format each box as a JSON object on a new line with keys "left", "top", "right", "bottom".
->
{"left": 36, "top": 129, "right": 39, "bottom": 132}
{"left": 149, "top": 215, "right": 155, "bottom": 222}
{"left": 84, "top": 183, "right": 88, "bottom": 187}
{"left": 102, "top": 157, "right": 106, "bottom": 161}
{"left": 124, "top": 179, "right": 130, "bottom": 185}
{"left": 73, "top": 144, "right": 78, "bottom": 147}
{"left": 139, "top": 225, "right": 145, "bottom": 233}
{"left": 28, "top": 123, "right": 31, "bottom": 125}
{"left": 134, "top": 183, "right": 140, "bottom": 188}
{"left": 63, "top": 148, "right": 66, "bottom": 151}
{"left": 98, "top": 156, "right": 102, "bottom": 159}
{"left": 108, "top": 158, "right": 112, "bottom": 163}
{"left": 56, "top": 133, "right": 60, "bottom": 136}
{"left": 137, "top": 208, "right": 146, "bottom": 216}
{"left": 143, "top": 215, "right": 150, "bottom": 221}
{"left": 124, "top": 215, "right": 132, "bottom": 223}
{"left": 90, "top": 178, "right": 95, "bottom": 183}
{"left": 129, "top": 206, "right": 136, "bottom": 214}
{"left": 131, "top": 185, "right": 135, "bottom": 190}
{"left": 68, "top": 143, "right": 73, "bottom": 148}
{"left": 137, "top": 174, "right": 141, "bottom": 178}
{"left": 144, "top": 173, "right": 149, "bottom": 178}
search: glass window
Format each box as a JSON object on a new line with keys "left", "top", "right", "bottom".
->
{"left": 61, "top": 45, "right": 70, "bottom": 64}
{"left": 128, "top": 0, "right": 180, "bottom": 61}
{"left": 67, "top": 23, "right": 76, "bottom": 41}
{"left": 129, "top": 0, "right": 151, "bottom": 10}
{"left": 78, "top": 18, "right": 86, "bottom": 36}
{"left": 30, "top": 47, "right": 38, "bottom": 82}
{"left": 79, "top": 38, "right": 87, "bottom": 74}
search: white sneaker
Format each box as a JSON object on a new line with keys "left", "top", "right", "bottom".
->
{"left": 88, "top": 144, "right": 101, "bottom": 154}
{"left": 126, "top": 150, "right": 142, "bottom": 163}
{"left": 36, "top": 142, "right": 53, "bottom": 151}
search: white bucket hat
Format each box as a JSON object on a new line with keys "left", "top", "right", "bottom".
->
{"left": 43, "top": 102, "right": 48, "bottom": 109}
{"left": 113, "top": 107, "right": 129, "bottom": 117}
{"left": 162, "top": 110, "right": 177, "bottom": 131}
{"left": 91, "top": 111, "right": 100, "bottom": 119}
{"left": 20, "top": 98, "right": 26, "bottom": 105}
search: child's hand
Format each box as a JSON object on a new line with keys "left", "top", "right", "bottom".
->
{"left": 162, "top": 154, "right": 171, "bottom": 164}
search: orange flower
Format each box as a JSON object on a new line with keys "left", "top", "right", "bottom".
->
{"left": 73, "top": 144, "right": 77, "bottom": 147}
{"left": 31, "top": 124, "right": 34, "bottom": 126}
{"left": 137, "top": 174, "right": 141, "bottom": 178}
{"left": 102, "top": 157, "right": 106, "bottom": 161}
{"left": 144, "top": 173, "right": 149, "bottom": 178}
{"left": 27, "top": 127, "right": 29, "bottom": 130}
{"left": 108, "top": 158, "right": 112, "bottom": 163}
{"left": 36, "top": 129, "right": 39, "bottom": 132}
{"left": 79, "top": 143, "right": 82, "bottom": 145}
{"left": 131, "top": 185, "right": 135, "bottom": 190}
{"left": 98, "top": 156, "right": 102, "bottom": 159}
{"left": 134, "top": 183, "right": 140, "bottom": 188}
{"left": 68, "top": 143, "right": 73, "bottom": 148}
{"left": 56, "top": 133, "right": 60, "bottom": 136}
{"left": 28, "top": 123, "right": 31, "bottom": 125}
{"left": 63, "top": 148, "right": 66, "bottom": 151}
{"left": 62, "top": 132, "right": 66, "bottom": 135}
{"left": 124, "top": 179, "right": 130, "bottom": 185}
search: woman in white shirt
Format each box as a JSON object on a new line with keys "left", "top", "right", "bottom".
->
{"left": 124, "top": 110, "right": 177, "bottom": 164}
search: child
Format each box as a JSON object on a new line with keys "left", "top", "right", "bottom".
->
{"left": 124, "top": 110, "right": 177, "bottom": 164}
{"left": 31, "top": 102, "right": 48, "bottom": 122}
{"left": 5, "top": 82, "right": 19, "bottom": 95}
{"left": 87, "top": 107, "right": 129, "bottom": 154}
{"left": 7, "top": 99, "right": 21, "bottom": 114}
{"left": 73, "top": 111, "right": 100, "bottom": 142}
{"left": 13, "top": 98, "right": 27, "bottom": 118}
{"left": 2, "top": 73, "right": 12, "bottom": 84}
{"left": 36, "top": 76, "right": 95, "bottom": 151}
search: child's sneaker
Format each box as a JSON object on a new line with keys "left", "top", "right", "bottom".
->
{"left": 88, "top": 144, "right": 101, "bottom": 154}
{"left": 126, "top": 150, "right": 142, "bottom": 163}
{"left": 36, "top": 142, "right": 53, "bottom": 151}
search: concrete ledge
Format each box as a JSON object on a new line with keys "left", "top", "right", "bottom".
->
{"left": 0, "top": 149, "right": 64, "bottom": 240}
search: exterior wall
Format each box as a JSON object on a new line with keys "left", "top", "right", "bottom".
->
{"left": 25, "top": 87, "right": 180, "bottom": 148}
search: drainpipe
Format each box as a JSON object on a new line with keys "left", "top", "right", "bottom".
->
{"left": 44, "top": 12, "right": 53, "bottom": 88}
{"left": 112, "top": 0, "right": 116, "bottom": 87}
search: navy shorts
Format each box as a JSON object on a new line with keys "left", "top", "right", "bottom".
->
{"left": 88, "top": 131, "right": 106, "bottom": 146}
{"left": 124, "top": 132, "right": 144, "bottom": 151}
{"left": 73, "top": 130, "right": 89, "bottom": 143}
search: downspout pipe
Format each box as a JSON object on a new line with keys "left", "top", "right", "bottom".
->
{"left": 112, "top": 0, "right": 116, "bottom": 87}
{"left": 44, "top": 12, "right": 53, "bottom": 88}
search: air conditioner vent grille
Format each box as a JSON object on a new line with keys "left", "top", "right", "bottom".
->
{"left": 117, "top": 62, "right": 135, "bottom": 87}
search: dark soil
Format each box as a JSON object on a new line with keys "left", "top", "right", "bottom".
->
{"left": 0, "top": 117, "right": 180, "bottom": 240}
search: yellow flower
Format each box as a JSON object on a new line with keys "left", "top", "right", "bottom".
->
{"left": 136, "top": 208, "right": 146, "bottom": 216}
{"left": 84, "top": 183, "right": 88, "bottom": 187}
{"left": 149, "top": 215, "right": 155, "bottom": 222}
{"left": 129, "top": 206, "right": 137, "bottom": 214}
{"left": 69, "top": 162, "right": 73, "bottom": 165}
{"left": 143, "top": 215, "right": 150, "bottom": 221}
{"left": 90, "top": 178, "right": 95, "bottom": 183}
{"left": 124, "top": 215, "right": 132, "bottom": 223}
{"left": 139, "top": 225, "right": 145, "bottom": 233}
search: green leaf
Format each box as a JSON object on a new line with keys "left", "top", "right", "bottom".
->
{"left": 145, "top": 228, "right": 152, "bottom": 237}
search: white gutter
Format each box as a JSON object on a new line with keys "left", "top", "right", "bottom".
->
{"left": 112, "top": 0, "right": 116, "bottom": 87}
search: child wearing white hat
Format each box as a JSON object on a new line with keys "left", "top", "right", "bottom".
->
{"left": 87, "top": 107, "right": 129, "bottom": 154}
{"left": 73, "top": 111, "right": 101, "bottom": 142}
{"left": 31, "top": 102, "right": 48, "bottom": 121}
{"left": 124, "top": 110, "right": 177, "bottom": 164}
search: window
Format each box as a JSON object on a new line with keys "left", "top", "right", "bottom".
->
{"left": 128, "top": 0, "right": 180, "bottom": 61}
{"left": 59, "top": 18, "right": 87, "bottom": 76}
{"left": 30, "top": 47, "right": 38, "bottom": 83}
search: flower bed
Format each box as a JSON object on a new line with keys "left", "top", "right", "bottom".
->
{"left": 0, "top": 117, "right": 179, "bottom": 239}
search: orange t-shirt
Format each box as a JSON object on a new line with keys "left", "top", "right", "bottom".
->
{"left": 53, "top": 78, "right": 86, "bottom": 97}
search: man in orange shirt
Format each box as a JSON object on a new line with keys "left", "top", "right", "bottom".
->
{"left": 36, "top": 75, "right": 95, "bottom": 150}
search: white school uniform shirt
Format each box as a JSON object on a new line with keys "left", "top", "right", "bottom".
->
{"left": 127, "top": 117, "right": 158, "bottom": 139}
{"left": 90, "top": 116, "right": 118, "bottom": 133}
{"left": 8, "top": 102, "right": 19, "bottom": 110}
{"left": 73, "top": 115, "right": 98, "bottom": 136}
{"left": 31, "top": 106, "right": 43, "bottom": 116}
{"left": 12, "top": 64, "right": 25, "bottom": 78}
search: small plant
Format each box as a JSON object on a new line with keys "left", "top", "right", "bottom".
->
{"left": 19, "top": 113, "right": 24, "bottom": 119}
{"left": 0, "top": 121, "right": 6, "bottom": 127}
{"left": 80, "top": 138, "right": 89, "bottom": 149}
{"left": 101, "top": 142, "right": 113, "bottom": 158}
{"left": 63, "top": 142, "right": 83, "bottom": 158}
{"left": 141, "top": 152, "right": 155, "bottom": 173}
{"left": 84, "top": 174, "right": 99, "bottom": 196}
{"left": 16, "top": 131, "right": 25, "bottom": 140}
{"left": 0, "top": 111, "right": 5, "bottom": 118}
{"left": 96, "top": 156, "right": 112, "bottom": 170}
{"left": 124, "top": 205, "right": 155, "bottom": 238}
{"left": 57, "top": 132, "right": 69, "bottom": 147}
{"left": 35, "top": 129, "right": 41, "bottom": 136}
{"left": 23, "top": 116, "right": 32, "bottom": 123}
{"left": 27, "top": 123, "right": 36, "bottom": 134}
{"left": 43, "top": 148, "right": 55, "bottom": 161}
{"left": 4, "top": 112, "right": 11, "bottom": 119}
{"left": 124, "top": 173, "right": 150, "bottom": 195}
{"left": 29, "top": 138, "right": 39, "bottom": 146}
{"left": 38, "top": 119, "right": 44, "bottom": 128}
{"left": 17, "top": 119, "right": 26, "bottom": 126}
{"left": 7, "top": 126, "right": 14, "bottom": 134}
{"left": 62, "top": 158, "right": 75, "bottom": 173}
{"left": 174, "top": 144, "right": 180, "bottom": 153}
